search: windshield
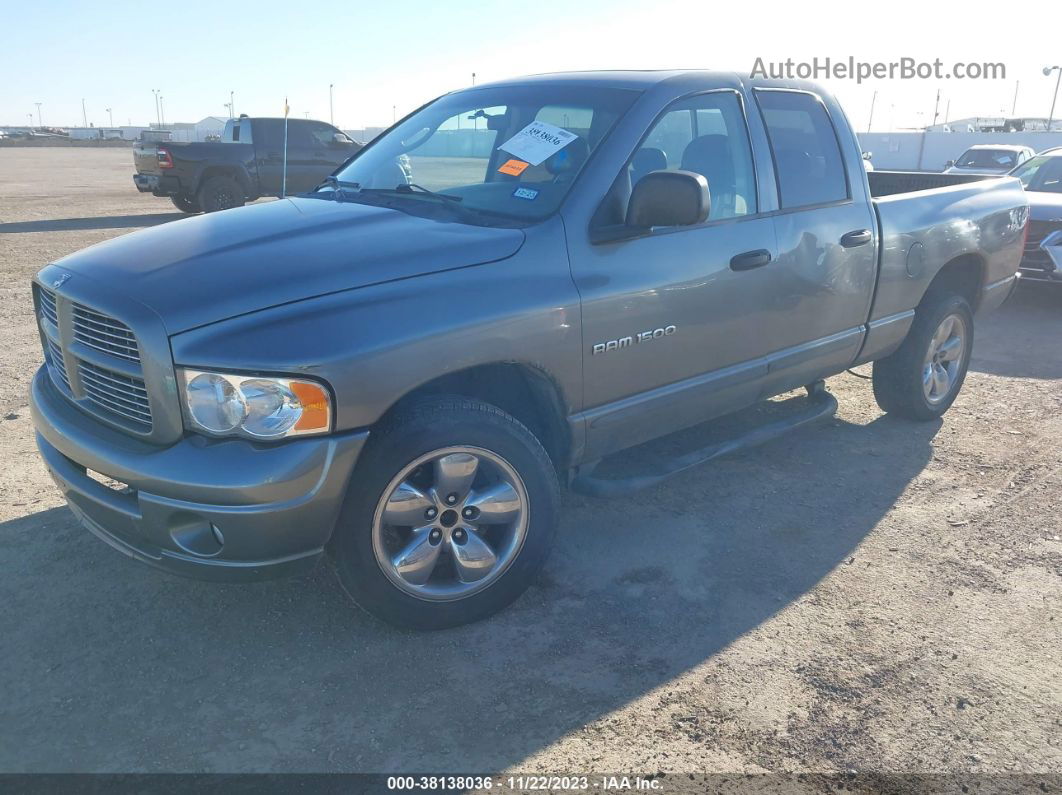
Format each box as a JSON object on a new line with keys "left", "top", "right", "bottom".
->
{"left": 956, "top": 148, "right": 1017, "bottom": 168}
{"left": 327, "top": 84, "right": 640, "bottom": 223}
{"left": 1010, "top": 154, "right": 1062, "bottom": 193}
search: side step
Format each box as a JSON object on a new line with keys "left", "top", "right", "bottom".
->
{"left": 570, "top": 381, "right": 838, "bottom": 497}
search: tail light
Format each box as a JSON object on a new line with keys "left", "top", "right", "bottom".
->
{"left": 157, "top": 148, "right": 174, "bottom": 169}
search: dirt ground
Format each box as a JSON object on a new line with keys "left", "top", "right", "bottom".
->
{"left": 0, "top": 147, "right": 1059, "bottom": 776}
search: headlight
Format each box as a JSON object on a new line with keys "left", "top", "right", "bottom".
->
{"left": 178, "top": 369, "right": 333, "bottom": 439}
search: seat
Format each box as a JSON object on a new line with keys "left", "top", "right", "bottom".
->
{"left": 680, "top": 135, "right": 737, "bottom": 217}
{"left": 630, "top": 147, "right": 667, "bottom": 186}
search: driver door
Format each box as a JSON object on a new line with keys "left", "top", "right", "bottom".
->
{"left": 569, "top": 90, "right": 781, "bottom": 459}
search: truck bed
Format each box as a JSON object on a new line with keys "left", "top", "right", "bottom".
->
{"left": 867, "top": 170, "right": 1000, "bottom": 197}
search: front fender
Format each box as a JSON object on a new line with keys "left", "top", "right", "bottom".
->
{"left": 168, "top": 218, "right": 582, "bottom": 433}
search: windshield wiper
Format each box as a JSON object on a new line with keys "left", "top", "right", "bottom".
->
{"left": 317, "top": 175, "right": 362, "bottom": 202}
{"left": 368, "top": 183, "right": 463, "bottom": 203}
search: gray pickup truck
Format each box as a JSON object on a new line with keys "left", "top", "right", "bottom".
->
{"left": 30, "top": 71, "right": 1027, "bottom": 629}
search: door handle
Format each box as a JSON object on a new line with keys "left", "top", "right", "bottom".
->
{"left": 840, "top": 229, "right": 872, "bottom": 248}
{"left": 730, "top": 249, "right": 772, "bottom": 271}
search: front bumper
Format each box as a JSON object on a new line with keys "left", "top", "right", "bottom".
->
{"left": 30, "top": 366, "right": 368, "bottom": 582}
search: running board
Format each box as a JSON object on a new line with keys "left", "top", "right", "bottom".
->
{"left": 570, "top": 381, "right": 838, "bottom": 498}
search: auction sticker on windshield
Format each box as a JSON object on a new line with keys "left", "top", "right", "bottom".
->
{"left": 498, "top": 121, "right": 577, "bottom": 166}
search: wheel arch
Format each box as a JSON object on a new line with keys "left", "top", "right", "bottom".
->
{"left": 195, "top": 165, "right": 250, "bottom": 197}
{"left": 923, "top": 252, "right": 985, "bottom": 311}
{"left": 377, "top": 362, "right": 573, "bottom": 473}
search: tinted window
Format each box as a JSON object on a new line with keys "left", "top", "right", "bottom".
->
{"left": 631, "top": 92, "right": 757, "bottom": 220}
{"left": 957, "top": 148, "right": 1017, "bottom": 168}
{"left": 757, "top": 91, "right": 848, "bottom": 208}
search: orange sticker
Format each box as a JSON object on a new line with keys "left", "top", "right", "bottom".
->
{"left": 498, "top": 158, "right": 530, "bottom": 176}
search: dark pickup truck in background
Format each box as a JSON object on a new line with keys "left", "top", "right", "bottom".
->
{"left": 133, "top": 116, "right": 361, "bottom": 213}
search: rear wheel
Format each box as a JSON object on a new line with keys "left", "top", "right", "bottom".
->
{"left": 197, "top": 175, "right": 244, "bottom": 213}
{"left": 331, "top": 397, "right": 560, "bottom": 630}
{"left": 170, "top": 194, "right": 200, "bottom": 214}
{"left": 873, "top": 292, "right": 974, "bottom": 420}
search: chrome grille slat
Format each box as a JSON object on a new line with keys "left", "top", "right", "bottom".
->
{"left": 46, "top": 339, "right": 71, "bottom": 390}
{"left": 79, "top": 361, "right": 152, "bottom": 426}
{"left": 39, "top": 289, "right": 59, "bottom": 327}
{"left": 72, "top": 305, "right": 140, "bottom": 363}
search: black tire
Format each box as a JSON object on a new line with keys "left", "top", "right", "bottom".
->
{"left": 331, "top": 397, "right": 560, "bottom": 630}
{"left": 872, "top": 292, "right": 974, "bottom": 420}
{"left": 170, "top": 194, "right": 201, "bottom": 214}
{"left": 196, "top": 175, "right": 244, "bottom": 213}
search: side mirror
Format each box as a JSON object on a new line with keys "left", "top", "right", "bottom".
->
{"left": 627, "top": 170, "right": 710, "bottom": 228}
{"left": 333, "top": 132, "right": 351, "bottom": 146}
{"left": 944, "top": 160, "right": 955, "bottom": 169}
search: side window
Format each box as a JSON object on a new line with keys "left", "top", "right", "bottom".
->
{"left": 307, "top": 122, "right": 339, "bottom": 146}
{"left": 631, "top": 92, "right": 757, "bottom": 220}
{"left": 756, "top": 91, "right": 849, "bottom": 208}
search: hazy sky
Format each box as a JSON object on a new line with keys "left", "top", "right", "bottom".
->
{"left": 1, "top": 0, "right": 1058, "bottom": 131}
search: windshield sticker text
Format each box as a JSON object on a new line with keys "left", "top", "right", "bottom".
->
{"left": 512, "top": 187, "right": 539, "bottom": 201}
{"left": 498, "top": 159, "right": 530, "bottom": 176}
{"left": 498, "top": 121, "right": 577, "bottom": 166}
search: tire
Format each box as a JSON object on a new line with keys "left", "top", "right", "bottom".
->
{"left": 331, "top": 397, "right": 560, "bottom": 630}
{"left": 196, "top": 175, "right": 244, "bottom": 213}
{"left": 170, "top": 194, "right": 201, "bottom": 214}
{"left": 872, "top": 291, "right": 974, "bottom": 420}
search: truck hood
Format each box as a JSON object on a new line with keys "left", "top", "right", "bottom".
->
{"left": 52, "top": 197, "right": 525, "bottom": 333}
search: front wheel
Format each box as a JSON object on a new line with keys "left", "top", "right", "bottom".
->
{"left": 872, "top": 292, "right": 974, "bottom": 420}
{"left": 331, "top": 397, "right": 560, "bottom": 630}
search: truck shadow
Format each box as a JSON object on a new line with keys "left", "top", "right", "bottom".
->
{"left": 970, "top": 285, "right": 1062, "bottom": 379}
{"left": 0, "top": 408, "right": 935, "bottom": 773}
{"left": 0, "top": 213, "right": 185, "bottom": 234}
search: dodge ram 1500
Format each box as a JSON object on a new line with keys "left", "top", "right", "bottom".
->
{"left": 32, "top": 71, "right": 1027, "bottom": 628}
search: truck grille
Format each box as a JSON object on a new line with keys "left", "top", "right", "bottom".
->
{"left": 46, "top": 339, "right": 71, "bottom": 391}
{"left": 37, "top": 286, "right": 153, "bottom": 431}
{"left": 39, "top": 289, "right": 59, "bottom": 327}
{"left": 72, "top": 304, "right": 140, "bottom": 362}
{"left": 78, "top": 361, "right": 152, "bottom": 426}
{"left": 1022, "top": 220, "right": 1061, "bottom": 271}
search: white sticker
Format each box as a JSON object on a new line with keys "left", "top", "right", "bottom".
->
{"left": 497, "top": 121, "right": 577, "bottom": 166}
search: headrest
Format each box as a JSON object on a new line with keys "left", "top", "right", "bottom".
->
{"left": 545, "top": 137, "right": 590, "bottom": 175}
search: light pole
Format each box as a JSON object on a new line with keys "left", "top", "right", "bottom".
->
{"left": 106, "top": 107, "right": 113, "bottom": 127}
{"left": 81, "top": 98, "right": 87, "bottom": 127}
{"left": 866, "top": 90, "right": 877, "bottom": 133}
{"left": 393, "top": 105, "right": 396, "bottom": 123}
{"left": 329, "top": 83, "right": 334, "bottom": 125}
{"left": 159, "top": 95, "right": 165, "bottom": 126}
{"left": 152, "top": 90, "right": 161, "bottom": 128}
{"left": 27, "top": 113, "right": 33, "bottom": 129}
{"left": 34, "top": 102, "right": 42, "bottom": 128}
{"left": 1045, "top": 66, "right": 1062, "bottom": 131}
{"left": 224, "top": 102, "right": 232, "bottom": 118}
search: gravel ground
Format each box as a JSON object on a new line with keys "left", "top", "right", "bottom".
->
{"left": 0, "top": 147, "right": 1059, "bottom": 776}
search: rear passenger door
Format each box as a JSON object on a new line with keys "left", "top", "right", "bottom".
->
{"left": 751, "top": 89, "right": 878, "bottom": 396}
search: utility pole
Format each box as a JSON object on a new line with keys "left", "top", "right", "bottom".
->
{"left": 106, "top": 107, "right": 113, "bottom": 127}
{"left": 230, "top": 91, "right": 235, "bottom": 117}
{"left": 152, "top": 90, "right": 161, "bottom": 128}
{"left": 81, "top": 98, "right": 88, "bottom": 127}
{"left": 1045, "top": 66, "right": 1062, "bottom": 131}
{"left": 1012, "top": 81, "right": 1020, "bottom": 116}
{"left": 866, "top": 90, "right": 877, "bottom": 133}
{"left": 329, "top": 83, "right": 334, "bottom": 125}
{"left": 34, "top": 102, "right": 42, "bottom": 128}
{"left": 931, "top": 89, "right": 941, "bottom": 128}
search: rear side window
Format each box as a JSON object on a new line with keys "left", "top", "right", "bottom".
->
{"left": 756, "top": 91, "right": 848, "bottom": 208}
